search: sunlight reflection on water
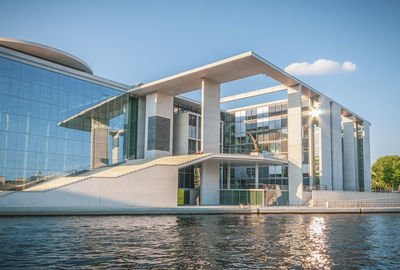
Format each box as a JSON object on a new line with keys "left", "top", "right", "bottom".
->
{"left": 0, "top": 214, "right": 399, "bottom": 269}
{"left": 306, "top": 216, "right": 330, "bottom": 269}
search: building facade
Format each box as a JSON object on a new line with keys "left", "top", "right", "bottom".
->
{"left": 0, "top": 38, "right": 371, "bottom": 208}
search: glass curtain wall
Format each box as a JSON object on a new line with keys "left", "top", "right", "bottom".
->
{"left": 188, "top": 113, "right": 201, "bottom": 154}
{"left": 356, "top": 121, "right": 364, "bottom": 191}
{"left": 220, "top": 100, "right": 289, "bottom": 205}
{"left": 223, "top": 101, "right": 288, "bottom": 158}
{"left": 177, "top": 164, "right": 201, "bottom": 205}
{"left": 222, "top": 100, "right": 289, "bottom": 189}
{"left": 0, "top": 56, "right": 132, "bottom": 187}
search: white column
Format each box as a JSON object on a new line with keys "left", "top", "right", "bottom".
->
{"left": 201, "top": 79, "right": 220, "bottom": 153}
{"left": 331, "top": 102, "right": 343, "bottom": 190}
{"left": 318, "top": 95, "right": 332, "bottom": 188}
{"left": 307, "top": 98, "right": 314, "bottom": 187}
{"left": 343, "top": 115, "right": 357, "bottom": 191}
{"left": 172, "top": 113, "right": 189, "bottom": 155}
{"left": 144, "top": 91, "right": 173, "bottom": 159}
{"left": 255, "top": 163, "right": 259, "bottom": 188}
{"left": 287, "top": 84, "right": 303, "bottom": 204}
{"left": 200, "top": 159, "right": 220, "bottom": 205}
{"left": 363, "top": 122, "right": 371, "bottom": 191}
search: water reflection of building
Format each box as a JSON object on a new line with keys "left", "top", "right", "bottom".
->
{"left": 0, "top": 38, "right": 372, "bottom": 208}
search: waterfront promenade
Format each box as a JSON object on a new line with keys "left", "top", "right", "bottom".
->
{"left": 1, "top": 205, "right": 399, "bottom": 216}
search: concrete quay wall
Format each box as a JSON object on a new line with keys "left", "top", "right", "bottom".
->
{"left": 0, "top": 206, "right": 399, "bottom": 216}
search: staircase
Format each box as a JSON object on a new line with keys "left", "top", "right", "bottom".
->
{"left": 24, "top": 154, "right": 212, "bottom": 192}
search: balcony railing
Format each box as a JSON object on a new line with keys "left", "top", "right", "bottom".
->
{"left": 221, "top": 183, "right": 288, "bottom": 191}
{"left": 310, "top": 185, "right": 399, "bottom": 193}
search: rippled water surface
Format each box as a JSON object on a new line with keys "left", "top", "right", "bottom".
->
{"left": 0, "top": 214, "right": 399, "bottom": 269}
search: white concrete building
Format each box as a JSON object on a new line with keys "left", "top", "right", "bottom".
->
{"left": 0, "top": 38, "right": 372, "bottom": 210}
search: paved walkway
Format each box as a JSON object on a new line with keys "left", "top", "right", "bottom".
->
{"left": 0, "top": 206, "right": 399, "bottom": 216}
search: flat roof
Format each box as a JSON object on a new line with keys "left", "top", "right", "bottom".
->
{"left": 0, "top": 37, "right": 93, "bottom": 74}
{"left": 129, "top": 51, "right": 299, "bottom": 96}
{"left": 58, "top": 94, "right": 127, "bottom": 131}
{"left": 128, "top": 51, "right": 369, "bottom": 124}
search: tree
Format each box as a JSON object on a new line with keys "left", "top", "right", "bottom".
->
{"left": 371, "top": 155, "right": 400, "bottom": 191}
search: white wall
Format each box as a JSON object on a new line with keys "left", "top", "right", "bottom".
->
{"left": 145, "top": 91, "right": 174, "bottom": 159}
{"left": 318, "top": 95, "right": 333, "bottom": 187}
{"left": 0, "top": 165, "right": 178, "bottom": 209}
{"left": 343, "top": 115, "right": 357, "bottom": 190}
{"left": 331, "top": 102, "right": 343, "bottom": 189}
{"left": 363, "top": 123, "right": 372, "bottom": 191}
{"left": 287, "top": 85, "right": 303, "bottom": 204}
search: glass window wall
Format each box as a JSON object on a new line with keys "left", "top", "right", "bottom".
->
{"left": 0, "top": 56, "right": 133, "bottom": 186}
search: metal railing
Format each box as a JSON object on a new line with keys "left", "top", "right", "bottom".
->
{"left": 0, "top": 166, "right": 91, "bottom": 191}
{"left": 310, "top": 185, "right": 400, "bottom": 193}
{"left": 221, "top": 148, "right": 286, "bottom": 159}
{"left": 313, "top": 200, "right": 400, "bottom": 208}
{"left": 221, "top": 183, "right": 288, "bottom": 191}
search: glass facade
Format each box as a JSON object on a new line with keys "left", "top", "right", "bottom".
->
{"left": 0, "top": 56, "right": 134, "bottom": 186}
{"left": 178, "top": 164, "right": 201, "bottom": 205}
{"left": 219, "top": 96, "right": 317, "bottom": 204}
{"left": 222, "top": 101, "right": 289, "bottom": 191}
{"left": 223, "top": 101, "right": 288, "bottom": 158}
{"left": 188, "top": 113, "right": 201, "bottom": 154}
{"left": 356, "top": 121, "right": 365, "bottom": 191}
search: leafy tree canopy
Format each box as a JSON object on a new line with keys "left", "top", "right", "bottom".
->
{"left": 371, "top": 155, "right": 400, "bottom": 191}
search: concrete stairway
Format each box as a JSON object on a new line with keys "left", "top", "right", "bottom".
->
{"left": 25, "top": 176, "right": 90, "bottom": 192}
{"left": 24, "top": 154, "right": 211, "bottom": 192}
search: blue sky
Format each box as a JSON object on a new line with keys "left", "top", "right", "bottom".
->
{"left": 1, "top": 0, "right": 399, "bottom": 163}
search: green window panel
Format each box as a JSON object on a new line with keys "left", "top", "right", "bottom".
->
{"left": 177, "top": 189, "right": 184, "bottom": 205}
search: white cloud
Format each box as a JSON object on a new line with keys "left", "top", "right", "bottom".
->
{"left": 284, "top": 59, "right": 357, "bottom": 76}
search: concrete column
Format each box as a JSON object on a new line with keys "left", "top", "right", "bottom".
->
{"left": 287, "top": 84, "right": 303, "bottom": 204}
{"left": 255, "top": 163, "right": 259, "bottom": 188}
{"left": 318, "top": 96, "right": 332, "bottom": 187}
{"left": 363, "top": 122, "right": 371, "bottom": 191}
{"left": 144, "top": 91, "right": 173, "bottom": 159}
{"left": 227, "top": 164, "right": 231, "bottom": 189}
{"left": 91, "top": 118, "right": 109, "bottom": 169}
{"left": 307, "top": 99, "right": 314, "bottom": 187}
{"left": 200, "top": 159, "right": 220, "bottom": 205}
{"left": 172, "top": 113, "right": 189, "bottom": 155}
{"left": 331, "top": 102, "right": 343, "bottom": 190}
{"left": 201, "top": 79, "right": 220, "bottom": 153}
{"left": 343, "top": 115, "right": 357, "bottom": 191}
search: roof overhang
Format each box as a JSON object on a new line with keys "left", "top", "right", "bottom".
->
{"left": 0, "top": 37, "right": 93, "bottom": 74}
{"left": 128, "top": 51, "right": 301, "bottom": 96}
{"left": 58, "top": 94, "right": 128, "bottom": 131}
{"left": 128, "top": 51, "right": 369, "bottom": 124}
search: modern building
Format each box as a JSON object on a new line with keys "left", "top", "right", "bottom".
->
{"left": 0, "top": 37, "right": 371, "bottom": 209}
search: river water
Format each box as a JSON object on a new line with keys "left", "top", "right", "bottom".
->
{"left": 0, "top": 214, "right": 399, "bottom": 269}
